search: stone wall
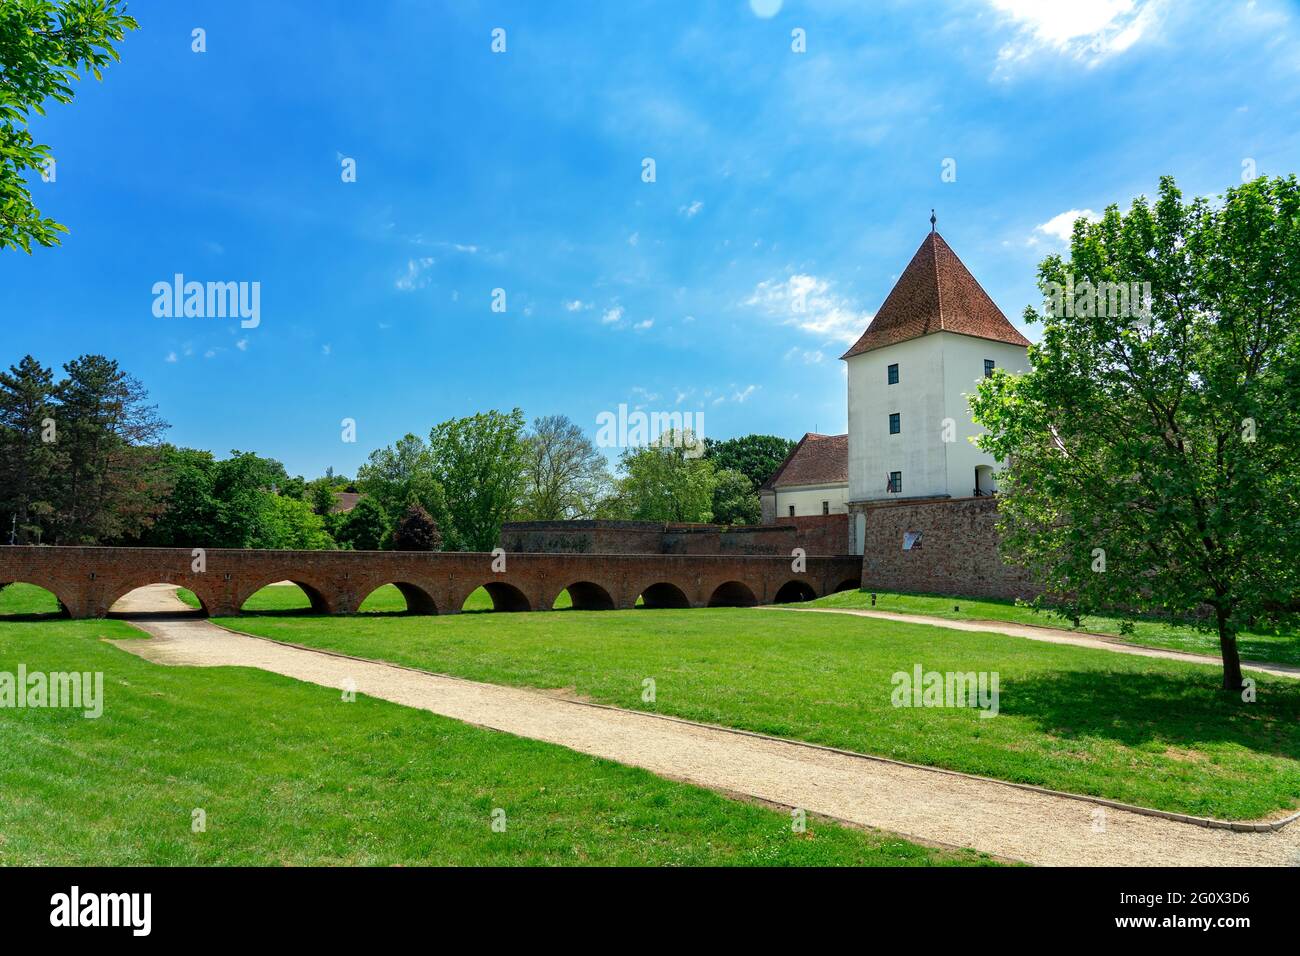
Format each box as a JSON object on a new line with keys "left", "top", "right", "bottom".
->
{"left": 501, "top": 519, "right": 848, "bottom": 556}
{"left": 858, "top": 496, "right": 1037, "bottom": 600}
{"left": 778, "top": 514, "right": 850, "bottom": 557}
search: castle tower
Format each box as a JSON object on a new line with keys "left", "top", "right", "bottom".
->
{"left": 840, "top": 226, "right": 1030, "bottom": 554}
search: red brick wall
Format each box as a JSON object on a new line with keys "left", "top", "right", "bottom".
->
{"left": 776, "top": 514, "right": 850, "bottom": 556}
{"left": 0, "top": 545, "right": 863, "bottom": 618}
{"left": 859, "top": 497, "right": 1037, "bottom": 600}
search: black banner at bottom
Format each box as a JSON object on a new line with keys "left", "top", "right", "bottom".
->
{"left": 0, "top": 865, "right": 1289, "bottom": 942}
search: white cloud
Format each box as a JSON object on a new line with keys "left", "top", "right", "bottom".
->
{"left": 990, "top": 0, "right": 1163, "bottom": 70}
{"left": 321, "top": 344, "right": 332, "bottom": 356}
{"left": 784, "top": 347, "right": 825, "bottom": 364}
{"left": 1035, "top": 208, "right": 1100, "bottom": 243}
{"left": 744, "top": 274, "right": 867, "bottom": 344}
{"left": 235, "top": 338, "right": 248, "bottom": 351}
{"left": 165, "top": 351, "right": 178, "bottom": 363}
{"left": 565, "top": 299, "right": 586, "bottom": 311}
{"left": 395, "top": 257, "right": 434, "bottom": 291}
{"left": 732, "top": 384, "right": 758, "bottom": 403}
{"left": 627, "top": 232, "right": 640, "bottom": 247}
{"left": 678, "top": 200, "right": 704, "bottom": 218}
{"left": 634, "top": 319, "right": 654, "bottom": 330}
{"left": 601, "top": 305, "right": 624, "bottom": 325}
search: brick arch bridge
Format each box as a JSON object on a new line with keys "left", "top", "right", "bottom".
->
{"left": 0, "top": 547, "right": 863, "bottom": 619}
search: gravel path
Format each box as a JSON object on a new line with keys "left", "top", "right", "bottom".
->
{"left": 108, "top": 586, "right": 1298, "bottom": 866}
{"left": 773, "top": 606, "right": 1300, "bottom": 680}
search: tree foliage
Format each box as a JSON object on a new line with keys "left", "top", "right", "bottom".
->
{"left": 390, "top": 502, "right": 442, "bottom": 552}
{"left": 711, "top": 467, "right": 761, "bottom": 525}
{"left": 703, "top": 434, "right": 796, "bottom": 489}
{"left": 426, "top": 409, "right": 527, "bottom": 551}
{"left": 608, "top": 430, "right": 715, "bottom": 523}
{"left": 972, "top": 175, "right": 1300, "bottom": 690}
{"left": 517, "top": 414, "right": 611, "bottom": 520}
{"left": 1, "top": 0, "right": 138, "bottom": 252}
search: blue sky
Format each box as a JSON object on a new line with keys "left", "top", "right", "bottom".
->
{"left": 5, "top": 0, "right": 1300, "bottom": 478}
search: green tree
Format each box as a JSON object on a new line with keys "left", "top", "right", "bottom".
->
{"left": 612, "top": 430, "right": 715, "bottom": 523}
{"left": 703, "top": 434, "right": 796, "bottom": 489}
{"left": 0, "top": 355, "right": 59, "bottom": 541}
{"left": 517, "top": 414, "right": 611, "bottom": 520}
{"left": 972, "top": 175, "right": 1300, "bottom": 691}
{"left": 254, "top": 494, "right": 334, "bottom": 550}
{"left": 333, "top": 495, "right": 388, "bottom": 551}
{"left": 52, "top": 354, "right": 168, "bottom": 543}
{"left": 356, "top": 433, "right": 441, "bottom": 523}
{"left": 711, "top": 467, "right": 760, "bottom": 525}
{"left": 138, "top": 446, "right": 219, "bottom": 547}
{"left": 427, "top": 409, "right": 527, "bottom": 551}
{"left": 208, "top": 450, "right": 288, "bottom": 548}
{"left": 1, "top": 0, "right": 138, "bottom": 252}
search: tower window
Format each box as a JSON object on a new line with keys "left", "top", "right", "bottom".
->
{"left": 888, "top": 471, "right": 902, "bottom": 494}
{"left": 889, "top": 412, "right": 900, "bottom": 434}
{"left": 887, "top": 363, "right": 899, "bottom": 385}
{"left": 788, "top": 505, "right": 795, "bottom": 517}
{"left": 822, "top": 501, "right": 830, "bottom": 515}
{"left": 984, "top": 359, "right": 996, "bottom": 378}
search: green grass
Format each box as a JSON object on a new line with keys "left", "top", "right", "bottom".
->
{"left": 808, "top": 588, "right": 1300, "bottom": 668}
{"left": 0, "top": 607, "right": 984, "bottom": 866}
{"left": 208, "top": 592, "right": 1300, "bottom": 821}
{"left": 172, "top": 584, "right": 569, "bottom": 613}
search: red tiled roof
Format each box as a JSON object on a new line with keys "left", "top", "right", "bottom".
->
{"left": 330, "top": 492, "right": 363, "bottom": 513}
{"left": 760, "top": 433, "right": 849, "bottom": 490}
{"left": 840, "top": 231, "right": 1030, "bottom": 359}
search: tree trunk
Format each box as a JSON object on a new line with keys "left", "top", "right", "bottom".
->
{"left": 1216, "top": 606, "right": 1244, "bottom": 691}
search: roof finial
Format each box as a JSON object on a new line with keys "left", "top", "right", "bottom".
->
{"left": 930, "top": 209, "right": 937, "bottom": 234}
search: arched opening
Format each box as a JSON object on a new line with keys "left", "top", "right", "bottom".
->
{"left": 108, "top": 583, "right": 206, "bottom": 618}
{"left": 832, "top": 578, "right": 860, "bottom": 594}
{"left": 773, "top": 580, "right": 817, "bottom": 604}
{"left": 358, "top": 582, "right": 438, "bottom": 615}
{"left": 975, "top": 464, "right": 995, "bottom": 497}
{"left": 461, "top": 582, "right": 531, "bottom": 613}
{"left": 556, "top": 581, "right": 615, "bottom": 611}
{"left": 240, "top": 581, "right": 329, "bottom": 615}
{"left": 637, "top": 582, "right": 691, "bottom": 609}
{"left": 0, "top": 582, "right": 69, "bottom": 620}
{"left": 707, "top": 581, "right": 758, "bottom": 608}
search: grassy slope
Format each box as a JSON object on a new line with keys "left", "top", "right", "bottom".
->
{"left": 206, "top": 586, "right": 1300, "bottom": 821}
{"left": 0, "top": 597, "right": 980, "bottom": 866}
{"left": 808, "top": 589, "right": 1300, "bottom": 668}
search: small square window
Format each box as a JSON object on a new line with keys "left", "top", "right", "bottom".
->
{"left": 822, "top": 501, "right": 830, "bottom": 515}
{"left": 888, "top": 471, "right": 902, "bottom": 494}
{"left": 903, "top": 531, "right": 923, "bottom": 550}
{"left": 984, "top": 359, "right": 996, "bottom": 378}
{"left": 889, "top": 412, "right": 900, "bottom": 435}
{"left": 887, "top": 363, "right": 899, "bottom": 385}
{"left": 788, "top": 504, "right": 795, "bottom": 517}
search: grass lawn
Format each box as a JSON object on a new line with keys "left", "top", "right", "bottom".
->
{"left": 808, "top": 588, "right": 1300, "bottom": 669}
{"left": 206, "top": 585, "right": 1300, "bottom": 821}
{"left": 171, "top": 583, "right": 568, "bottom": 613}
{"left": 0, "top": 586, "right": 982, "bottom": 866}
